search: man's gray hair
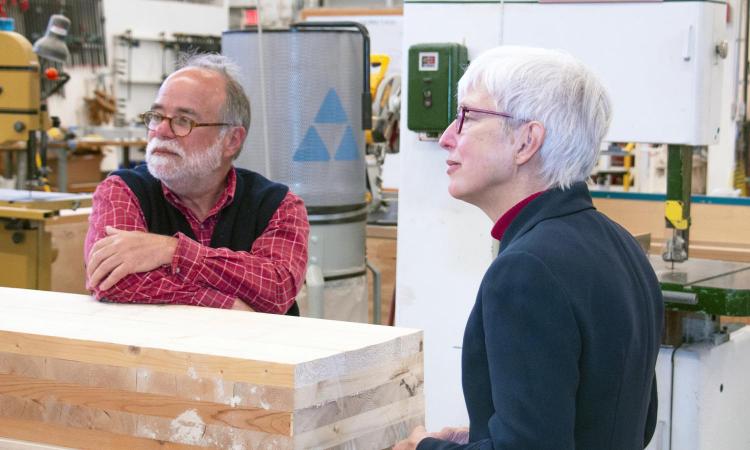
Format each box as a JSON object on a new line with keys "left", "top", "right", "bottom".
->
{"left": 177, "top": 53, "right": 251, "bottom": 139}
{"left": 458, "top": 46, "right": 612, "bottom": 190}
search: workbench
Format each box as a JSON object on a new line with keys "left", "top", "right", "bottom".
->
{"left": 0, "top": 190, "right": 91, "bottom": 293}
{"left": 367, "top": 224, "right": 397, "bottom": 325}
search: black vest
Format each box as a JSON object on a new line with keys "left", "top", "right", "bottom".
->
{"left": 112, "top": 165, "right": 299, "bottom": 315}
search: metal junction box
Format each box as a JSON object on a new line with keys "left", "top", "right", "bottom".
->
{"left": 407, "top": 43, "right": 468, "bottom": 135}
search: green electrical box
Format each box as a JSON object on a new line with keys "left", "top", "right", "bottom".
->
{"left": 407, "top": 43, "right": 468, "bottom": 135}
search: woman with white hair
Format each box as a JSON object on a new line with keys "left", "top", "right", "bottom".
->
{"left": 395, "top": 46, "right": 663, "bottom": 450}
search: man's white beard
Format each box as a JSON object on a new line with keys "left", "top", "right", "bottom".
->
{"left": 145, "top": 135, "right": 224, "bottom": 184}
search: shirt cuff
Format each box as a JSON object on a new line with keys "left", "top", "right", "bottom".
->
{"left": 171, "top": 232, "right": 207, "bottom": 281}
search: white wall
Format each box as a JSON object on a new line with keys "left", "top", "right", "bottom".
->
{"left": 105, "top": 0, "right": 229, "bottom": 126}
{"left": 396, "top": 3, "right": 505, "bottom": 430}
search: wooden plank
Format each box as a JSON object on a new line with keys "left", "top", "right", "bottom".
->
{"left": 333, "top": 414, "right": 424, "bottom": 450}
{"left": 0, "top": 416, "right": 203, "bottom": 450}
{"left": 132, "top": 416, "right": 291, "bottom": 449}
{"left": 292, "top": 351, "right": 423, "bottom": 410}
{"left": 0, "top": 373, "right": 292, "bottom": 435}
{"left": 0, "top": 353, "right": 45, "bottom": 378}
{"left": 295, "top": 396, "right": 424, "bottom": 448}
{"left": 135, "top": 367, "right": 236, "bottom": 404}
{"left": 45, "top": 357, "right": 137, "bottom": 391}
{"left": 0, "top": 330, "right": 296, "bottom": 388}
{"left": 0, "top": 388, "right": 292, "bottom": 448}
{"left": 0, "top": 437, "right": 72, "bottom": 450}
{"left": 52, "top": 403, "right": 138, "bottom": 436}
{"left": 293, "top": 362, "right": 423, "bottom": 433}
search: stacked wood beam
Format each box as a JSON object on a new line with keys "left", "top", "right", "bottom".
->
{"left": 0, "top": 288, "right": 424, "bottom": 449}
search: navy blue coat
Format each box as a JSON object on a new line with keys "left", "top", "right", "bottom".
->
{"left": 419, "top": 182, "right": 663, "bottom": 450}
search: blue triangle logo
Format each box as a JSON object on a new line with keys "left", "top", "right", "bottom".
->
{"left": 314, "top": 89, "right": 348, "bottom": 124}
{"left": 334, "top": 126, "right": 359, "bottom": 161}
{"left": 293, "top": 126, "right": 330, "bottom": 161}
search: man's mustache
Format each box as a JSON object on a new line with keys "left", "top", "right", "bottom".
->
{"left": 146, "top": 138, "right": 186, "bottom": 157}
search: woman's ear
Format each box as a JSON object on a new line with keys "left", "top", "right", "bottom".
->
{"left": 516, "top": 121, "right": 545, "bottom": 165}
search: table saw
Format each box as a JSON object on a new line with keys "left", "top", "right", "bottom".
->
{"left": 646, "top": 254, "right": 750, "bottom": 450}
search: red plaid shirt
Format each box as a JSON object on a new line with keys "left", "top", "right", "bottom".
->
{"left": 84, "top": 168, "right": 309, "bottom": 313}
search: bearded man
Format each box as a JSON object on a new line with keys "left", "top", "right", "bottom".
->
{"left": 84, "top": 54, "right": 309, "bottom": 314}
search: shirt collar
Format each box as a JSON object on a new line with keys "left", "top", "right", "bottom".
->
{"left": 491, "top": 190, "right": 545, "bottom": 241}
{"left": 162, "top": 167, "right": 237, "bottom": 220}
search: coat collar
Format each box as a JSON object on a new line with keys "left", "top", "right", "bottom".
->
{"left": 499, "top": 181, "right": 595, "bottom": 252}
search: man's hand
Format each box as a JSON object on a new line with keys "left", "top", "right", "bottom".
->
{"left": 87, "top": 226, "right": 178, "bottom": 291}
{"left": 394, "top": 426, "right": 430, "bottom": 450}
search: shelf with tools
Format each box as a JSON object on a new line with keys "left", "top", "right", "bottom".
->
{"left": 591, "top": 143, "right": 636, "bottom": 191}
{"left": 111, "top": 31, "right": 221, "bottom": 127}
{"left": 591, "top": 143, "right": 709, "bottom": 194}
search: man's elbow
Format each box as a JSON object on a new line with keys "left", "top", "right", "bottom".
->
{"left": 268, "top": 267, "right": 304, "bottom": 314}
{"left": 268, "top": 295, "right": 296, "bottom": 315}
{"left": 87, "top": 276, "right": 135, "bottom": 304}
{"left": 90, "top": 288, "right": 130, "bottom": 304}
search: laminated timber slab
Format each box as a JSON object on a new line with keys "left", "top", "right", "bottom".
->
{"left": 0, "top": 287, "right": 424, "bottom": 449}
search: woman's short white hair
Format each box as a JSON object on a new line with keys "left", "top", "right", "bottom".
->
{"left": 458, "top": 46, "right": 612, "bottom": 190}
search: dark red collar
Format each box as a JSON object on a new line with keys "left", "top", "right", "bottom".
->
{"left": 491, "top": 191, "right": 545, "bottom": 241}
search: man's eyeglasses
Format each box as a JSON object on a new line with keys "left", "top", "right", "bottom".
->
{"left": 456, "top": 105, "right": 517, "bottom": 134}
{"left": 141, "top": 111, "right": 232, "bottom": 137}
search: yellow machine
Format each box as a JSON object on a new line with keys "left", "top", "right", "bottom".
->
{"left": 0, "top": 15, "right": 70, "bottom": 184}
{"left": 0, "top": 16, "right": 83, "bottom": 291}
{"left": 0, "top": 189, "right": 91, "bottom": 291}
{"left": 0, "top": 26, "right": 42, "bottom": 144}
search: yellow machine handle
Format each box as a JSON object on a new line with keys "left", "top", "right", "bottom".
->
{"left": 621, "top": 143, "right": 635, "bottom": 192}
{"left": 370, "top": 54, "right": 390, "bottom": 98}
{"left": 366, "top": 55, "right": 391, "bottom": 144}
{"left": 35, "top": 152, "right": 51, "bottom": 192}
{"left": 665, "top": 200, "right": 689, "bottom": 230}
